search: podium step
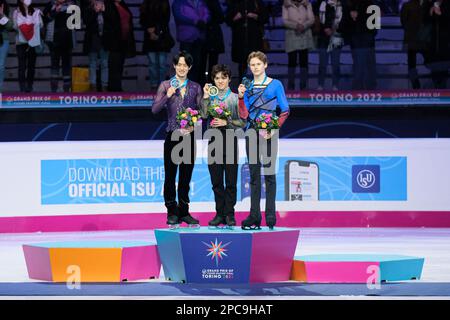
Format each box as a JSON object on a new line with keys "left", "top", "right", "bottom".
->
{"left": 155, "top": 227, "right": 300, "bottom": 283}
{"left": 291, "top": 254, "right": 424, "bottom": 283}
{"left": 23, "top": 241, "right": 161, "bottom": 282}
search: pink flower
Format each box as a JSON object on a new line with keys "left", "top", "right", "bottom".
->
{"left": 217, "top": 108, "right": 223, "bottom": 114}
{"left": 266, "top": 113, "right": 272, "bottom": 118}
{"left": 192, "top": 110, "right": 199, "bottom": 115}
{"left": 265, "top": 118, "right": 271, "bottom": 123}
{"left": 180, "top": 120, "right": 188, "bottom": 128}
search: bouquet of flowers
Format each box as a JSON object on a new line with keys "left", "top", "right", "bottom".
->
{"left": 254, "top": 112, "right": 279, "bottom": 132}
{"left": 207, "top": 102, "right": 231, "bottom": 126}
{"left": 176, "top": 107, "right": 201, "bottom": 129}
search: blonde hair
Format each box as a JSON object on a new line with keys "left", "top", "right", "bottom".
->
{"left": 247, "top": 51, "right": 268, "bottom": 65}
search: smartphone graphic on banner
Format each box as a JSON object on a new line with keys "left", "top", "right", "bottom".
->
{"left": 285, "top": 160, "right": 319, "bottom": 201}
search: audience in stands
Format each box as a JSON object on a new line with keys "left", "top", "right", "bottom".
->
{"left": 43, "top": 0, "right": 76, "bottom": 92}
{"left": 0, "top": 0, "right": 12, "bottom": 92}
{"left": 226, "top": 0, "right": 269, "bottom": 81}
{"left": 1, "top": 0, "right": 450, "bottom": 92}
{"left": 139, "top": 0, "right": 174, "bottom": 91}
{"left": 172, "top": 0, "right": 210, "bottom": 85}
{"left": 283, "top": 0, "right": 315, "bottom": 90}
{"left": 13, "top": 0, "right": 43, "bottom": 93}
{"left": 422, "top": 0, "right": 450, "bottom": 89}
{"left": 82, "top": 0, "right": 108, "bottom": 92}
{"left": 204, "top": 0, "right": 225, "bottom": 83}
{"left": 347, "top": 0, "right": 378, "bottom": 90}
{"left": 314, "top": 0, "right": 345, "bottom": 91}
{"left": 400, "top": 0, "right": 425, "bottom": 89}
{"left": 103, "top": 0, "right": 136, "bottom": 92}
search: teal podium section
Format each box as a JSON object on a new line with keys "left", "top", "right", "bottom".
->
{"left": 155, "top": 227, "right": 300, "bottom": 283}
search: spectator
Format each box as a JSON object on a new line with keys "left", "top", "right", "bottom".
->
{"left": 347, "top": 0, "right": 377, "bottom": 90}
{"left": 13, "top": 0, "right": 43, "bottom": 93}
{"left": 0, "top": 0, "right": 13, "bottom": 92}
{"left": 43, "top": 0, "right": 76, "bottom": 92}
{"left": 226, "top": 0, "right": 269, "bottom": 80}
{"left": 103, "top": 0, "right": 136, "bottom": 92}
{"left": 204, "top": 0, "right": 225, "bottom": 82}
{"left": 140, "top": 0, "right": 174, "bottom": 91}
{"left": 172, "top": 0, "right": 210, "bottom": 85}
{"left": 315, "top": 0, "right": 345, "bottom": 90}
{"left": 82, "top": 0, "right": 108, "bottom": 92}
{"left": 422, "top": 0, "right": 450, "bottom": 89}
{"left": 282, "top": 0, "right": 315, "bottom": 90}
{"left": 401, "top": 0, "right": 425, "bottom": 89}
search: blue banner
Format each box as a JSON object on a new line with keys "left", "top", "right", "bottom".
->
{"left": 3, "top": 90, "right": 450, "bottom": 109}
{"left": 41, "top": 156, "right": 407, "bottom": 204}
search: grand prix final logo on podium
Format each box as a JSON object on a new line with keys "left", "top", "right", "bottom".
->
{"left": 203, "top": 238, "right": 232, "bottom": 267}
{"left": 178, "top": 233, "right": 252, "bottom": 283}
{"left": 201, "top": 238, "right": 234, "bottom": 280}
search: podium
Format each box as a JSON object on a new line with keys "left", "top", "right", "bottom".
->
{"left": 155, "top": 227, "right": 300, "bottom": 283}
{"left": 291, "top": 254, "right": 424, "bottom": 283}
{"left": 23, "top": 241, "right": 161, "bottom": 282}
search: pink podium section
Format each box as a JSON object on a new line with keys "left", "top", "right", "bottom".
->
{"left": 23, "top": 245, "right": 54, "bottom": 281}
{"left": 120, "top": 245, "right": 161, "bottom": 281}
{"left": 291, "top": 254, "right": 424, "bottom": 283}
{"left": 250, "top": 231, "right": 300, "bottom": 283}
{"left": 23, "top": 241, "right": 161, "bottom": 282}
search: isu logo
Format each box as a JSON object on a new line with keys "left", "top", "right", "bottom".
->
{"left": 357, "top": 170, "right": 376, "bottom": 189}
{"left": 352, "top": 165, "right": 380, "bottom": 193}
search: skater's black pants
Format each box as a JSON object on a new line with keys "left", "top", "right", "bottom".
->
{"left": 208, "top": 130, "right": 238, "bottom": 217}
{"left": 163, "top": 131, "right": 196, "bottom": 214}
{"left": 245, "top": 131, "right": 278, "bottom": 219}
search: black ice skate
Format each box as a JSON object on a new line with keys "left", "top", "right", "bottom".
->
{"left": 265, "top": 215, "right": 276, "bottom": 230}
{"left": 167, "top": 214, "right": 180, "bottom": 229}
{"left": 225, "top": 215, "right": 236, "bottom": 229}
{"left": 178, "top": 202, "right": 200, "bottom": 228}
{"left": 208, "top": 215, "right": 226, "bottom": 228}
{"left": 241, "top": 214, "right": 262, "bottom": 230}
{"left": 179, "top": 214, "right": 200, "bottom": 228}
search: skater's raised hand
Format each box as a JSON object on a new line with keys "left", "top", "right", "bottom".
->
{"left": 167, "top": 86, "right": 176, "bottom": 98}
{"left": 238, "top": 84, "right": 246, "bottom": 98}
{"left": 203, "top": 83, "right": 211, "bottom": 99}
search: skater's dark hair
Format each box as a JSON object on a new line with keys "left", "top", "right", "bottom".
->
{"left": 211, "top": 64, "right": 231, "bottom": 80}
{"left": 173, "top": 51, "right": 193, "bottom": 67}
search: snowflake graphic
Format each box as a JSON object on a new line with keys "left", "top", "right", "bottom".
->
{"left": 203, "top": 238, "right": 232, "bottom": 267}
